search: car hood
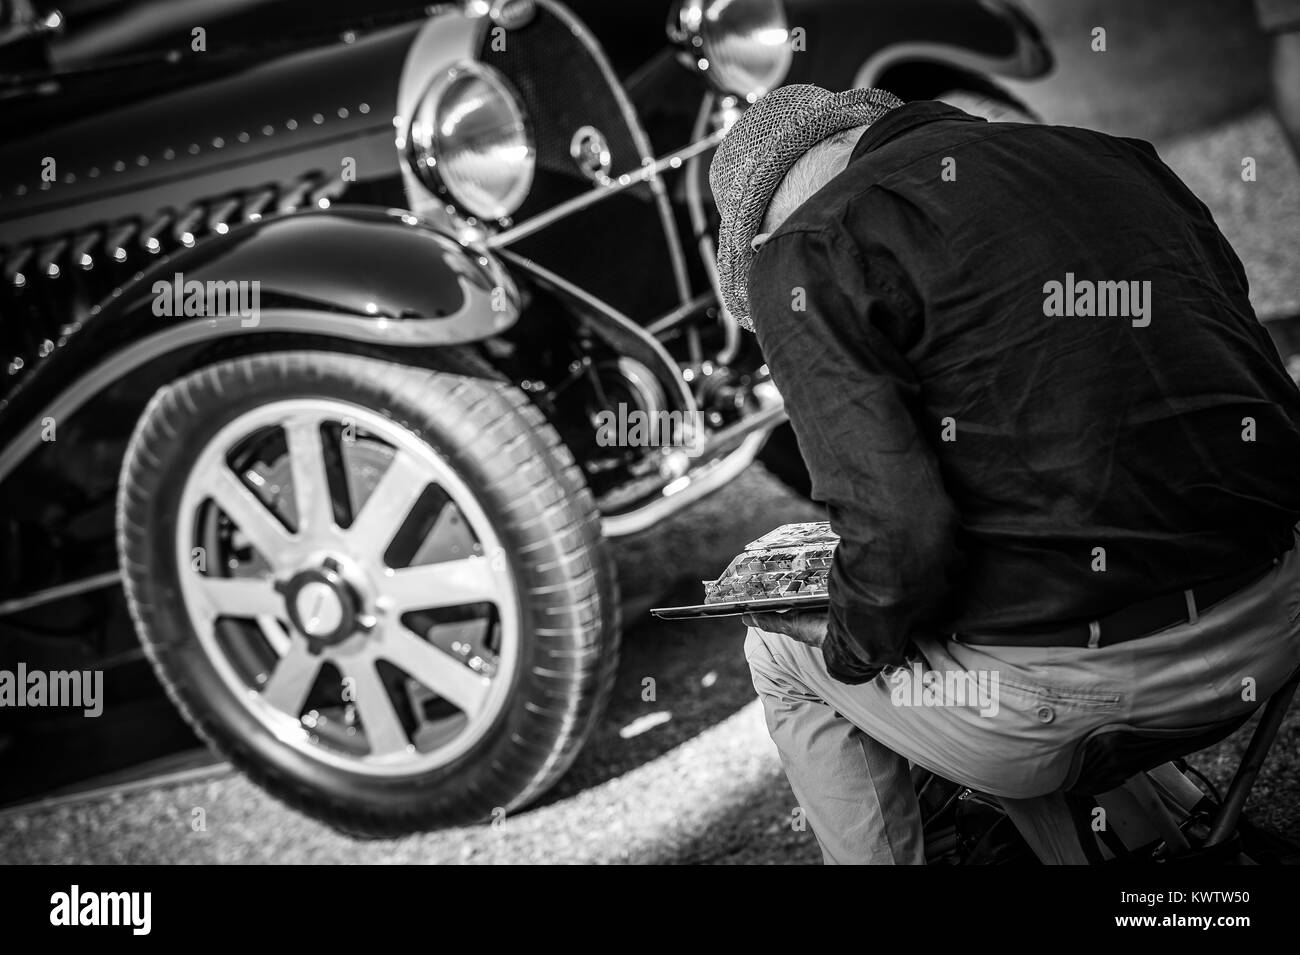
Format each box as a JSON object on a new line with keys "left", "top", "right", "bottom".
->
{"left": 0, "top": 16, "right": 423, "bottom": 241}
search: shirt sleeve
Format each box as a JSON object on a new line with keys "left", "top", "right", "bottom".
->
{"left": 749, "top": 224, "right": 965, "bottom": 684}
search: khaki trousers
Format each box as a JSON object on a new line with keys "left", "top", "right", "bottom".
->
{"left": 745, "top": 530, "right": 1300, "bottom": 864}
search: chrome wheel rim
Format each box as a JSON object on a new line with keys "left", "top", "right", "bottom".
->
{"left": 175, "top": 398, "right": 520, "bottom": 777}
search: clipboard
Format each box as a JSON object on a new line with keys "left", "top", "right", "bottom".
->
{"left": 650, "top": 593, "right": 829, "bottom": 620}
{"left": 649, "top": 522, "right": 838, "bottom": 620}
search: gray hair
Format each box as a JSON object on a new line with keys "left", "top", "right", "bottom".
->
{"left": 760, "top": 125, "right": 868, "bottom": 236}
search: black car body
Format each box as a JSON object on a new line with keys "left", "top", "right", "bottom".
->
{"left": 0, "top": 0, "right": 1049, "bottom": 829}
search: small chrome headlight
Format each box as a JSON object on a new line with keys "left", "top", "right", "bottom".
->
{"left": 409, "top": 62, "right": 535, "bottom": 222}
{"left": 671, "top": 0, "right": 792, "bottom": 101}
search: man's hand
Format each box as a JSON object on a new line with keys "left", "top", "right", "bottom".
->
{"left": 741, "top": 608, "right": 828, "bottom": 649}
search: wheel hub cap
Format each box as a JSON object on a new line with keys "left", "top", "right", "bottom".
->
{"left": 280, "top": 563, "right": 359, "bottom": 649}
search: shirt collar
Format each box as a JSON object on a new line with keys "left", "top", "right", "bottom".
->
{"left": 851, "top": 100, "right": 986, "bottom": 160}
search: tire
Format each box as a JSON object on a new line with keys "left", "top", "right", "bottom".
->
{"left": 117, "top": 350, "right": 619, "bottom": 835}
{"left": 757, "top": 88, "right": 1038, "bottom": 501}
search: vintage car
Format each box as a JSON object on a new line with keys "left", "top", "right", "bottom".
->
{"left": 0, "top": 0, "right": 1050, "bottom": 831}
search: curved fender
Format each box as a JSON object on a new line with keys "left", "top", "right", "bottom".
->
{"left": 130, "top": 205, "right": 518, "bottom": 332}
{"left": 851, "top": 0, "right": 1053, "bottom": 91}
{"left": 0, "top": 206, "right": 519, "bottom": 480}
{"left": 780, "top": 0, "right": 1052, "bottom": 91}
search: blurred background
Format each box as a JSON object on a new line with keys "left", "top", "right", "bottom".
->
{"left": 1007, "top": 0, "right": 1299, "bottom": 324}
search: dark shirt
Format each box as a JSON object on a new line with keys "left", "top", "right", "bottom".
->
{"left": 749, "top": 100, "right": 1300, "bottom": 684}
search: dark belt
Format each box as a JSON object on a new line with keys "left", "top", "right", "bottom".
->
{"left": 955, "top": 557, "right": 1280, "bottom": 649}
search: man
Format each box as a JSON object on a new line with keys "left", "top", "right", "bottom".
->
{"left": 710, "top": 86, "right": 1300, "bottom": 864}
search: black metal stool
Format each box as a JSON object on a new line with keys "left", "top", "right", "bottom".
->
{"left": 1001, "top": 667, "right": 1300, "bottom": 863}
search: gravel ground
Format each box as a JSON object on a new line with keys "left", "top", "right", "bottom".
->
{"left": 3, "top": 1, "right": 1298, "bottom": 865}
{"left": 1161, "top": 110, "right": 1300, "bottom": 319}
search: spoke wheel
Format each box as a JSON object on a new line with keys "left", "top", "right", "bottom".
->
{"left": 118, "top": 351, "right": 618, "bottom": 833}
{"left": 180, "top": 398, "right": 517, "bottom": 775}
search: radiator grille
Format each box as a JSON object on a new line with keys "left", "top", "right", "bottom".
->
{"left": 481, "top": 4, "right": 679, "bottom": 319}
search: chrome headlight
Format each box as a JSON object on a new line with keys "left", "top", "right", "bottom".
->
{"left": 408, "top": 62, "right": 535, "bottom": 222}
{"left": 671, "top": 0, "right": 792, "bottom": 101}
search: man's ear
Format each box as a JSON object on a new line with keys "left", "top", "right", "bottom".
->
{"left": 751, "top": 232, "right": 772, "bottom": 252}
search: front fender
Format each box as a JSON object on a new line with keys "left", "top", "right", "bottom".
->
{"left": 781, "top": 0, "right": 1052, "bottom": 91}
{"left": 850, "top": 0, "right": 1053, "bottom": 91}
{"left": 0, "top": 206, "right": 519, "bottom": 480}
{"left": 129, "top": 205, "right": 518, "bottom": 331}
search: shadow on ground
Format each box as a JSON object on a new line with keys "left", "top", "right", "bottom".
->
{"left": 534, "top": 466, "right": 822, "bottom": 806}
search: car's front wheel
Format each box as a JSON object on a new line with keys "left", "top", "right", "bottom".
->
{"left": 117, "top": 351, "right": 618, "bottom": 835}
